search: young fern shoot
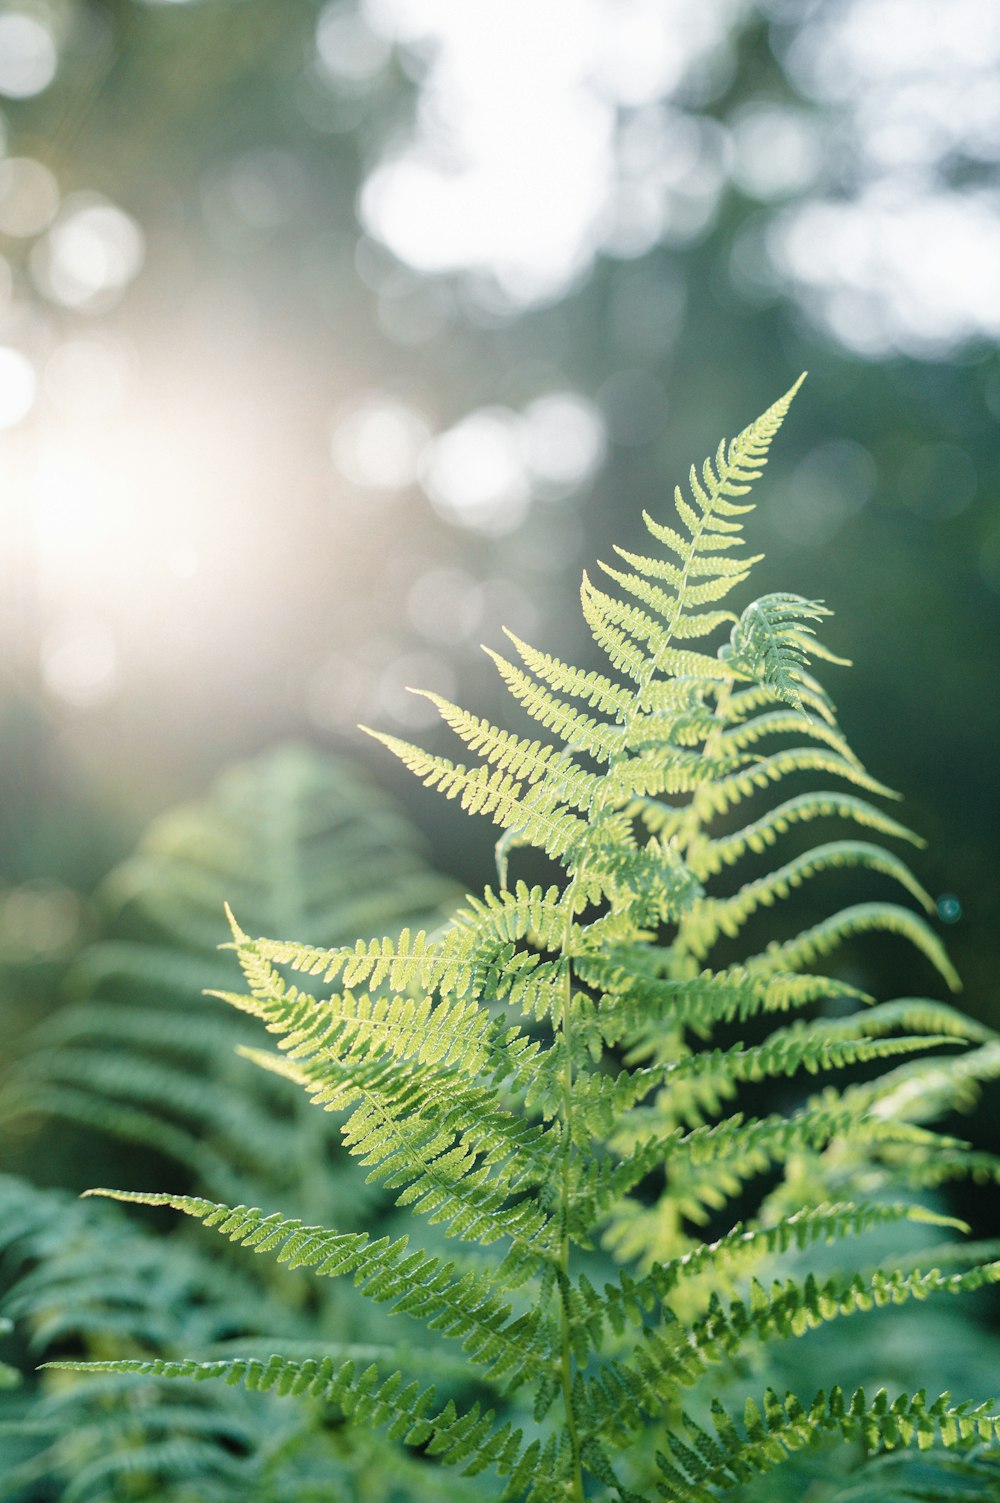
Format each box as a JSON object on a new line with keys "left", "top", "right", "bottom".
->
{"left": 53, "top": 382, "right": 1000, "bottom": 1502}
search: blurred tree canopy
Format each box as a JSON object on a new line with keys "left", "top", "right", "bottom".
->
{"left": 0, "top": 0, "right": 997, "bottom": 1043}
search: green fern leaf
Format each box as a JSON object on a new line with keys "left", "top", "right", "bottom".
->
{"left": 83, "top": 1190, "right": 552, "bottom": 1386}
{"left": 746, "top": 901, "right": 962, "bottom": 992}
{"left": 656, "top": 1387, "right": 1000, "bottom": 1497}
{"left": 42, "top": 1353, "right": 547, "bottom": 1485}
{"left": 722, "top": 593, "right": 833, "bottom": 711}
{"left": 38, "top": 383, "right": 995, "bottom": 1503}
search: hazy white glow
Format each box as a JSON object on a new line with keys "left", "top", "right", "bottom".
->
{"left": 768, "top": 0, "right": 1000, "bottom": 354}
{"left": 23, "top": 410, "right": 220, "bottom": 622}
{"left": 44, "top": 336, "right": 131, "bottom": 421}
{"left": 41, "top": 615, "right": 119, "bottom": 707}
{"left": 361, "top": 95, "right": 611, "bottom": 304}
{"left": 165, "top": 545, "right": 202, "bottom": 578}
{"left": 785, "top": 0, "right": 1000, "bottom": 166}
{"left": 591, "top": 0, "right": 687, "bottom": 106}
{"left": 423, "top": 407, "right": 530, "bottom": 534}
{"left": 0, "top": 359, "right": 316, "bottom": 737}
{"left": 406, "top": 565, "right": 479, "bottom": 644}
{"left": 305, "top": 651, "right": 380, "bottom": 732}
{"left": 316, "top": 1, "right": 391, "bottom": 84}
{"left": 409, "top": 391, "right": 608, "bottom": 532}
{"left": 0, "top": 13, "right": 57, "bottom": 98}
{"left": 521, "top": 394, "right": 606, "bottom": 491}
{"left": 729, "top": 103, "right": 821, "bottom": 200}
{"left": 34, "top": 196, "right": 145, "bottom": 310}
{"left": 0, "top": 346, "right": 37, "bottom": 428}
{"left": 599, "top": 181, "right": 667, "bottom": 259}
{"left": 362, "top": 0, "right": 447, "bottom": 40}
{"left": 32, "top": 444, "right": 131, "bottom": 562}
{"left": 769, "top": 187, "right": 1000, "bottom": 357}
{"left": 331, "top": 396, "right": 430, "bottom": 489}
{"left": 0, "top": 157, "right": 60, "bottom": 237}
{"left": 360, "top": 0, "right": 742, "bottom": 305}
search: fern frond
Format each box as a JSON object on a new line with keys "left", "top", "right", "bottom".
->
{"left": 83, "top": 1190, "right": 550, "bottom": 1386}
{"left": 640, "top": 509, "right": 741, "bottom": 559}
{"left": 414, "top": 692, "right": 600, "bottom": 814}
{"left": 28, "top": 385, "right": 993, "bottom": 1503}
{"left": 42, "top": 1353, "right": 544, "bottom": 1487}
{"left": 595, "top": 1200, "right": 968, "bottom": 1332}
{"left": 657, "top": 1387, "right": 1000, "bottom": 1500}
{"left": 238, "top": 924, "right": 446, "bottom": 993}
{"left": 746, "top": 901, "right": 962, "bottom": 992}
{"left": 844, "top": 1039, "right": 1000, "bottom": 1126}
{"left": 687, "top": 790, "right": 924, "bottom": 879}
{"left": 501, "top": 628, "right": 634, "bottom": 718}
{"left": 223, "top": 921, "right": 564, "bottom": 1076}
{"left": 699, "top": 746, "right": 897, "bottom": 820}
{"left": 574, "top": 1029, "right": 962, "bottom": 1131}
{"left": 2, "top": 746, "right": 458, "bottom": 1217}
{"left": 637, "top": 1030, "right": 959, "bottom": 1110}
{"left": 596, "top": 559, "right": 739, "bottom": 638}
{"left": 9, "top": 1049, "right": 300, "bottom": 1171}
{"left": 483, "top": 644, "right": 625, "bottom": 759}
{"left": 449, "top": 879, "right": 582, "bottom": 944}
{"left": 674, "top": 1259, "right": 1000, "bottom": 1377}
{"left": 684, "top": 840, "right": 934, "bottom": 955}
{"left": 715, "top": 706, "right": 861, "bottom": 764}
{"left": 587, "top": 962, "right": 866, "bottom": 1047}
{"left": 0, "top": 1083, "right": 253, "bottom": 1202}
{"left": 579, "top": 1261, "right": 1000, "bottom": 1448}
{"left": 361, "top": 728, "right": 585, "bottom": 861}
{"left": 609, "top": 1106, "right": 953, "bottom": 1225}
{"left": 723, "top": 593, "right": 833, "bottom": 711}
{"left": 217, "top": 971, "right": 496, "bottom": 1075}
{"left": 246, "top": 878, "right": 577, "bottom": 999}
{"left": 596, "top": 378, "right": 805, "bottom": 679}
{"left": 233, "top": 1047, "right": 559, "bottom": 1280}
{"left": 582, "top": 574, "right": 738, "bottom": 684}
{"left": 609, "top": 542, "right": 763, "bottom": 590}
{"left": 800, "top": 996, "right": 990, "bottom": 1044}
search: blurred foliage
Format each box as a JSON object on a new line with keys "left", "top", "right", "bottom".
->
{"left": 0, "top": 0, "right": 998, "bottom": 1491}
{"left": 0, "top": 745, "right": 473, "bottom": 1498}
{"left": 2, "top": 742, "right": 458, "bottom": 1195}
{"left": 0, "top": 2, "right": 996, "bottom": 933}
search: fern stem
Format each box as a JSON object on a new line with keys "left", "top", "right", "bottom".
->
{"left": 550, "top": 503, "right": 732, "bottom": 1485}
{"left": 558, "top": 1238, "right": 585, "bottom": 1503}
{"left": 673, "top": 678, "right": 735, "bottom": 971}
{"left": 551, "top": 540, "right": 711, "bottom": 1491}
{"left": 557, "top": 874, "right": 587, "bottom": 1503}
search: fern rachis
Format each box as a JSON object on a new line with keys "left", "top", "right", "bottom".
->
{"left": 43, "top": 384, "right": 1000, "bottom": 1502}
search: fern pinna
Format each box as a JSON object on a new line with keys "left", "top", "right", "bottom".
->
{"left": 52, "top": 383, "right": 1000, "bottom": 1502}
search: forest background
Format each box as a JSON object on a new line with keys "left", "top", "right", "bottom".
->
{"left": 1, "top": 0, "right": 999, "bottom": 1352}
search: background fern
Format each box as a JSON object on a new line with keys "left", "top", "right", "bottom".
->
{"left": 6, "top": 391, "right": 1000, "bottom": 1502}
{"left": 2, "top": 743, "right": 457, "bottom": 1210}
{"left": 0, "top": 746, "right": 473, "bottom": 1500}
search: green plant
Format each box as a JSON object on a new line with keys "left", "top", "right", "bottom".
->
{"left": 1, "top": 744, "right": 456, "bottom": 1210}
{"left": 0, "top": 747, "right": 461, "bottom": 1500}
{"left": 46, "top": 384, "right": 1000, "bottom": 1501}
